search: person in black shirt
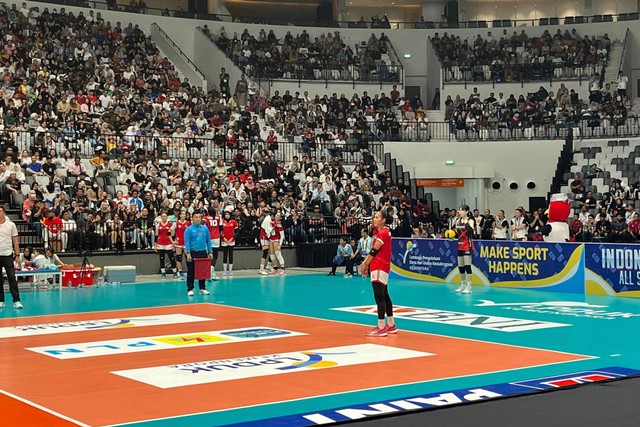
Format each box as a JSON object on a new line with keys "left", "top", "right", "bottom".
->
{"left": 41, "top": 156, "right": 57, "bottom": 178}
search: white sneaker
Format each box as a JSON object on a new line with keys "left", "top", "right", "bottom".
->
{"left": 222, "top": 271, "right": 228, "bottom": 278}
{"left": 13, "top": 301, "right": 23, "bottom": 309}
{"left": 211, "top": 274, "right": 219, "bottom": 281}
{"left": 462, "top": 284, "right": 472, "bottom": 294}
{"left": 455, "top": 282, "right": 466, "bottom": 293}
{"left": 259, "top": 270, "right": 269, "bottom": 276}
{"left": 200, "top": 289, "right": 211, "bottom": 295}
{"left": 0, "top": 302, "right": 4, "bottom": 308}
{"left": 187, "top": 290, "right": 195, "bottom": 296}
{"left": 229, "top": 271, "right": 234, "bottom": 277}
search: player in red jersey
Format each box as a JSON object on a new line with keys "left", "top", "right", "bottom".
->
{"left": 258, "top": 206, "right": 273, "bottom": 275}
{"left": 155, "top": 211, "right": 177, "bottom": 279}
{"left": 268, "top": 211, "right": 286, "bottom": 276}
{"left": 221, "top": 210, "right": 238, "bottom": 278}
{"left": 203, "top": 206, "right": 222, "bottom": 281}
{"left": 360, "top": 208, "right": 397, "bottom": 337}
{"left": 171, "top": 210, "right": 190, "bottom": 280}
{"left": 454, "top": 204, "right": 475, "bottom": 294}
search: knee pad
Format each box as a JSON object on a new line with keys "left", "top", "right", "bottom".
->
{"left": 276, "top": 251, "right": 285, "bottom": 265}
{"left": 465, "top": 265, "right": 472, "bottom": 274}
{"left": 176, "top": 253, "right": 183, "bottom": 263}
{"left": 458, "top": 266, "right": 466, "bottom": 274}
{"left": 262, "top": 249, "right": 269, "bottom": 259}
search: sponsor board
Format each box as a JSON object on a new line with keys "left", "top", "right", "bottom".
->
{"left": 476, "top": 300, "right": 640, "bottom": 321}
{"left": 585, "top": 244, "right": 640, "bottom": 296}
{"left": 223, "top": 367, "right": 640, "bottom": 426}
{"left": 391, "top": 238, "right": 585, "bottom": 294}
{"left": 27, "top": 327, "right": 305, "bottom": 360}
{"left": 112, "top": 344, "right": 433, "bottom": 389}
{"left": 333, "top": 305, "right": 570, "bottom": 332}
{"left": 0, "top": 314, "right": 214, "bottom": 339}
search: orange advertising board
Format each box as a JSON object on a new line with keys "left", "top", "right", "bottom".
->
{"left": 416, "top": 179, "right": 465, "bottom": 188}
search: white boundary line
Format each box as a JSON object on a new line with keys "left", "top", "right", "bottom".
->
{"left": 0, "top": 303, "right": 210, "bottom": 322}
{"left": 0, "top": 389, "right": 92, "bottom": 427}
{"left": 102, "top": 302, "right": 598, "bottom": 426}
{"left": 203, "top": 302, "right": 596, "bottom": 359}
{"left": 104, "top": 357, "right": 597, "bottom": 427}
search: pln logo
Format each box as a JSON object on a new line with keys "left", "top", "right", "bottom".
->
{"left": 277, "top": 351, "right": 355, "bottom": 371}
{"left": 401, "top": 241, "right": 418, "bottom": 264}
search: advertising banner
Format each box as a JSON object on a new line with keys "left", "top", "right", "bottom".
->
{"left": 585, "top": 243, "right": 640, "bottom": 297}
{"left": 391, "top": 238, "right": 585, "bottom": 294}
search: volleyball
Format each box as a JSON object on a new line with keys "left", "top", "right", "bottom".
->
{"left": 444, "top": 229, "right": 456, "bottom": 239}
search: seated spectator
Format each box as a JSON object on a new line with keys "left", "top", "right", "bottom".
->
{"left": 307, "top": 205, "right": 327, "bottom": 242}
{"left": 570, "top": 173, "right": 586, "bottom": 199}
{"left": 327, "top": 237, "right": 354, "bottom": 277}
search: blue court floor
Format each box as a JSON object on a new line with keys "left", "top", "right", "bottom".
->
{"left": 2, "top": 272, "right": 640, "bottom": 427}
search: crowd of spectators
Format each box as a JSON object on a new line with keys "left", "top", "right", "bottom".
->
{"left": 432, "top": 29, "right": 612, "bottom": 82}
{"left": 0, "top": 4, "right": 422, "bottom": 253}
{"left": 442, "top": 80, "right": 632, "bottom": 139}
{"left": 567, "top": 172, "right": 640, "bottom": 242}
{"left": 206, "top": 26, "right": 400, "bottom": 82}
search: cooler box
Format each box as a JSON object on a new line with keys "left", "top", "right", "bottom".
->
{"left": 104, "top": 265, "right": 137, "bottom": 283}
{"left": 62, "top": 265, "right": 98, "bottom": 287}
{"left": 194, "top": 258, "right": 211, "bottom": 281}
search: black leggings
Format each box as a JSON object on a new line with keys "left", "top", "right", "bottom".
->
{"left": 372, "top": 282, "right": 393, "bottom": 320}
{"left": 222, "top": 246, "right": 234, "bottom": 263}
{"left": 211, "top": 247, "right": 219, "bottom": 267}
{"left": 159, "top": 250, "right": 176, "bottom": 270}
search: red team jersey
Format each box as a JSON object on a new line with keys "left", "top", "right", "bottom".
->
{"left": 222, "top": 219, "right": 238, "bottom": 242}
{"left": 172, "top": 220, "right": 190, "bottom": 246}
{"left": 269, "top": 220, "right": 284, "bottom": 241}
{"left": 370, "top": 227, "right": 392, "bottom": 273}
{"left": 204, "top": 214, "right": 222, "bottom": 240}
{"left": 456, "top": 218, "right": 474, "bottom": 251}
{"left": 156, "top": 221, "right": 173, "bottom": 246}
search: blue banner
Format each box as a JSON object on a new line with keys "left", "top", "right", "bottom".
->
{"left": 223, "top": 367, "right": 640, "bottom": 427}
{"left": 585, "top": 243, "right": 640, "bottom": 297}
{"left": 391, "top": 238, "right": 585, "bottom": 294}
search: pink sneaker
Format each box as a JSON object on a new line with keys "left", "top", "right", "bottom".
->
{"left": 278, "top": 269, "right": 286, "bottom": 276}
{"left": 366, "top": 326, "right": 388, "bottom": 337}
{"left": 269, "top": 269, "right": 278, "bottom": 276}
{"left": 386, "top": 325, "right": 398, "bottom": 334}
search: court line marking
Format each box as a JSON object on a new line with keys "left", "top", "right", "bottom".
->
{"left": 202, "top": 302, "right": 596, "bottom": 359}
{"left": 0, "top": 389, "right": 92, "bottom": 427}
{"left": 101, "top": 302, "right": 598, "bottom": 427}
{"left": 104, "top": 357, "right": 597, "bottom": 427}
{"left": 0, "top": 303, "right": 212, "bottom": 322}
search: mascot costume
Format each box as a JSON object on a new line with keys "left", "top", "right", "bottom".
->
{"left": 542, "top": 194, "right": 571, "bottom": 242}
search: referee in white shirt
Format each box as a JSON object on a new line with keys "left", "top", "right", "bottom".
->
{"left": 0, "top": 206, "right": 22, "bottom": 309}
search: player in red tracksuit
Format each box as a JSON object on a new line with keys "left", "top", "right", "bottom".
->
{"left": 360, "top": 208, "right": 397, "bottom": 337}
{"left": 171, "top": 210, "right": 190, "bottom": 279}
{"left": 268, "top": 211, "right": 286, "bottom": 276}
{"left": 155, "top": 212, "right": 177, "bottom": 279}
{"left": 203, "top": 207, "right": 222, "bottom": 280}
{"left": 221, "top": 210, "right": 238, "bottom": 278}
{"left": 454, "top": 204, "right": 475, "bottom": 294}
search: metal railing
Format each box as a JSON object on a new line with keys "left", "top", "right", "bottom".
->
{"left": 369, "top": 119, "right": 640, "bottom": 142}
{"left": 150, "top": 23, "right": 207, "bottom": 89}
{"left": 23, "top": 0, "right": 640, "bottom": 29}
{"left": 442, "top": 62, "right": 605, "bottom": 86}
{"left": 5, "top": 129, "right": 379, "bottom": 164}
{"left": 15, "top": 212, "right": 375, "bottom": 250}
